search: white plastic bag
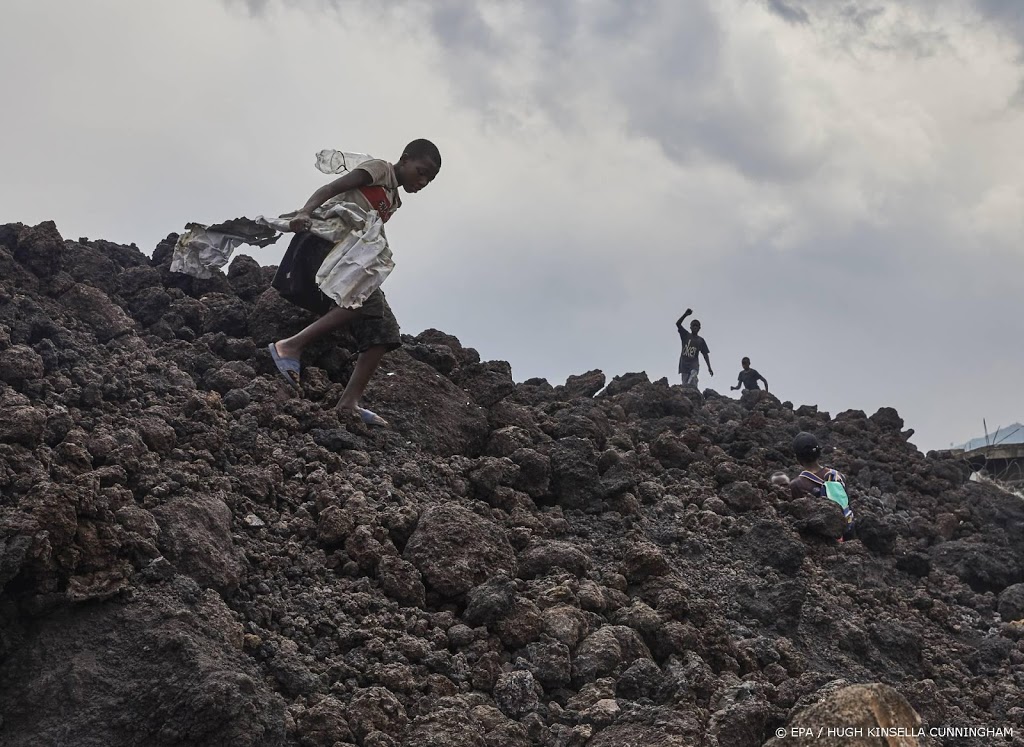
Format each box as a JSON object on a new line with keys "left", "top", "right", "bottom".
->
{"left": 314, "top": 150, "right": 373, "bottom": 175}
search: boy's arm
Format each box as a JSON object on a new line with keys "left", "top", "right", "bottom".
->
{"left": 675, "top": 308, "right": 693, "bottom": 329}
{"left": 760, "top": 373, "right": 769, "bottom": 391}
{"left": 731, "top": 372, "right": 741, "bottom": 390}
{"left": 702, "top": 345, "right": 713, "bottom": 376}
{"left": 290, "top": 169, "right": 373, "bottom": 231}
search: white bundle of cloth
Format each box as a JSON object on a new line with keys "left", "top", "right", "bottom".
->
{"left": 168, "top": 217, "right": 280, "bottom": 279}
{"left": 169, "top": 151, "right": 394, "bottom": 310}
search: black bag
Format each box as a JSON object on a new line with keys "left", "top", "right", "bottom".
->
{"left": 271, "top": 232, "right": 335, "bottom": 315}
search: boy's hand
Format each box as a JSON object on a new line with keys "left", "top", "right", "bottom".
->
{"left": 708, "top": 368, "right": 714, "bottom": 376}
{"left": 289, "top": 212, "right": 313, "bottom": 232}
{"left": 684, "top": 308, "right": 692, "bottom": 315}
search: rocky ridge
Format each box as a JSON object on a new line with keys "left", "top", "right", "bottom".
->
{"left": 1, "top": 221, "right": 1023, "bottom": 746}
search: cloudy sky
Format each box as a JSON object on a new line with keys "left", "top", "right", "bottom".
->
{"left": 2, "top": 0, "right": 1022, "bottom": 450}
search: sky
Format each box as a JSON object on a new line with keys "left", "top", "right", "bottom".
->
{"left": 1, "top": 0, "right": 1022, "bottom": 451}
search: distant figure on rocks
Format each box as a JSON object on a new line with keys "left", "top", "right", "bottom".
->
{"left": 267, "top": 140, "right": 442, "bottom": 427}
{"left": 676, "top": 308, "right": 713, "bottom": 388}
{"left": 789, "top": 432, "right": 856, "bottom": 541}
{"left": 731, "top": 357, "right": 768, "bottom": 393}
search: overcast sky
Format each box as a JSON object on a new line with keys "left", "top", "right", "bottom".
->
{"left": 2, "top": 0, "right": 1022, "bottom": 450}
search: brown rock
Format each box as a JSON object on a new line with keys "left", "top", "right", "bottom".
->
{"left": 152, "top": 494, "right": 244, "bottom": 595}
{"left": 517, "top": 540, "right": 593, "bottom": 579}
{"left": 13, "top": 220, "right": 65, "bottom": 278}
{"left": 317, "top": 504, "right": 355, "bottom": 549}
{"left": 296, "top": 696, "right": 353, "bottom": 747}
{"left": 541, "top": 604, "right": 590, "bottom": 649}
{"left": 0, "top": 345, "right": 44, "bottom": 385}
{"left": 766, "top": 683, "right": 924, "bottom": 746}
{"left": 0, "top": 405, "right": 47, "bottom": 446}
{"left": 377, "top": 555, "right": 426, "bottom": 608}
{"left": 61, "top": 283, "right": 135, "bottom": 342}
{"left": 347, "top": 687, "right": 408, "bottom": 742}
{"left": 404, "top": 503, "right": 516, "bottom": 597}
{"left": 493, "top": 598, "right": 544, "bottom": 648}
{"left": 136, "top": 416, "right": 177, "bottom": 454}
{"left": 621, "top": 542, "right": 670, "bottom": 581}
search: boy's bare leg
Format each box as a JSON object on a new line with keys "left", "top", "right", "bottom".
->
{"left": 273, "top": 306, "right": 359, "bottom": 360}
{"left": 338, "top": 344, "right": 388, "bottom": 422}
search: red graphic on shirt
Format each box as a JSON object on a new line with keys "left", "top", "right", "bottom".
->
{"left": 359, "top": 186, "right": 397, "bottom": 223}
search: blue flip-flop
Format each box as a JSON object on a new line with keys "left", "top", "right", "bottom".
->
{"left": 267, "top": 343, "right": 301, "bottom": 388}
{"left": 355, "top": 407, "right": 389, "bottom": 427}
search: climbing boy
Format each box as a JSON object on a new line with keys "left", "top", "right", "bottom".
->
{"left": 676, "top": 308, "right": 712, "bottom": 387}
{"left": 731, "top": 357, "right": 768, "bottom": 392}
{"left": 789, "top": 432, "right": 856, "bottom": 541}
{"left": 268, "top": 139, "right": 442, "bottom": 427}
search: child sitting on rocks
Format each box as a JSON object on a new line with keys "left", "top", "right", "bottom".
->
{"left": 789, "top": 432, "right": 856, "bottom": 542}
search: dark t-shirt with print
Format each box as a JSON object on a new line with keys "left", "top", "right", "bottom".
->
{"left": 737, "top": 368, "right": 764, "bottom": 390}
{"left": 678, "top": 329, "right": 709, "bottom": 373}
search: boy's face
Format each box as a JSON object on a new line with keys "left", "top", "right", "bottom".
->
{"left": 741, "top": 358, "right": 750, "bottom": 369}
{"left": 397, "top": 156, "right": 440, "bottom": 193}
{"left": 690, "top": 321, "right": 701, "bottom": 334}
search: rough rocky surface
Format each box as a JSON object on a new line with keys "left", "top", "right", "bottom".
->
{"left": 1, "top": 221, "right": 1023, "bottom": 746}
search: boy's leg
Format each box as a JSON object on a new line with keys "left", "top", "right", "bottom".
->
{"left": 338, "top": 290, "right": 401, "bottom": 426}
{"left": 338, "top": 344, "right": 389, "bottom": 421}
{"left": 273, "top": 305, "right": 360, "bottom": 361}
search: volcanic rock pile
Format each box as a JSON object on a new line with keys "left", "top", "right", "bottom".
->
{"left": 1, "top": 221, "right": 1022, "bottom": 747}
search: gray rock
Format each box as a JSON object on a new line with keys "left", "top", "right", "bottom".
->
{"left": 493, "top": 670, "right": 540, "bottom": 718}
{"left": 997, "top": 583, "right": 1024, "bottom": 622}
{"left": 463, "top": 574, "right": 517, "bottom": 625}
{"left": 525, "top": 639, "right": 572, "bottom": 688}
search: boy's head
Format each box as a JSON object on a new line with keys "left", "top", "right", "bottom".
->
{"left": 792, "top": 432, "right": 821, "bottom": 466}
{"left": 690, "top": 319, "right": 701, "bottom": 334}
{"left": 741, "top": 357, "right": 750, "bottom": 369}
{"left": 395, "top": 139, "right": 441, "bottom": 193}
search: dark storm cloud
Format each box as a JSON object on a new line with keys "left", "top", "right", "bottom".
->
{"left": 764, "top": 0, "right": 810, "bottom": 25}
{"left": 426, "top": 2, "right": 497, "bottom": 51}
{"left": 218, "top": 0, "right": 961, "bottom": 180}
{"left": 970, "top": 0, "right": 1024, "bottom": 101}
{"left": 974, "top": 0, "right": 1024, "bottom": 31}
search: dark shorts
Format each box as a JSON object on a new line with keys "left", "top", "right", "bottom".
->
{"left": 350, "top": 288, "right": 402, "bottom": 353}
{"left": 272, "top": 232, "right": 402, "bottom": 353}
